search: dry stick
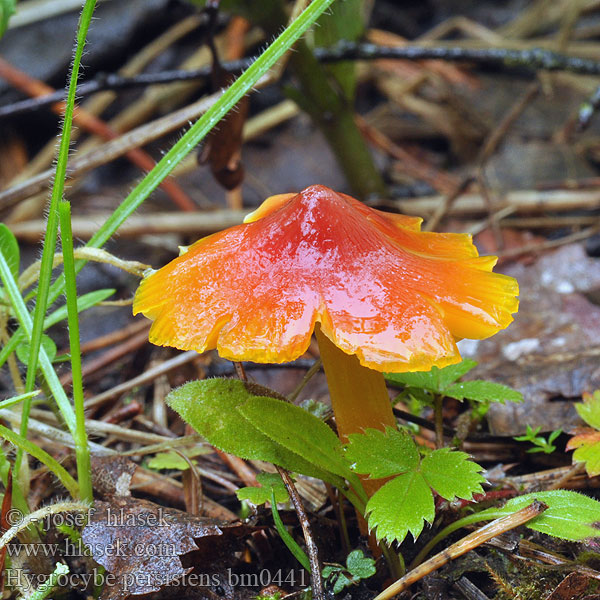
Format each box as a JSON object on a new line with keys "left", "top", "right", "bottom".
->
{"left": 418, "top": 16, "right": 505, "bottom": 44}
{"left": 373, "top": 501, "right": 547, "bottom": 600}
{"left": 77, "top": 319, "right": 150, "bottom": 355}
{"left": 356, "top": 114, "right": 460, "bottom": 195}
{"left": 474, "top": 214, "right": 600, "bottom": 229}
{"left": 83, "top": 350, "right": 198, "bottom": 409}
{"left": 214, "top": 449, "right": 258, "bottom": 488}
{"left": 315, "top": 41, "right": 600, "bottom": 71}
{"left": 0, "top": 90, "right": 222, "bottom": 211}
{"left": 10, "top": 188, "right": 600, "bottom": 242}
{"left": 8, "top": 38, "right": 600, "bottom": 120}
{"left": 59, "top": 329, "right": 150, "bottom": 387}
{"left": 556, "top": 0, "right": 585, "bottom": 52}
{"left": 277, "top": 467, "right": 324, "bottom": 600}
{"left": 423, "top": 176, "right": 474, "bottom": 232}
{"left": 30, "top": 407, "right": 175, "bottom": 445}
{"left": 174, "top": 448, "right": 203, "bottom": 516}
{"left": 475, "top": 82, "right": 541, "bottom": 248}
{"left": 9, "top": 13, "right": 204, "bottom": 190}
{"left": 497, "top": 224, "right": 600, "bottom": 259}
{"left": 426, "top": 82, "right": 540, "bottom": 234}
{"left": 547, "top": 462, "right": 587, "bottom": 491}
{"left": 0, "top": 58, "right": 195, "bottom": 212}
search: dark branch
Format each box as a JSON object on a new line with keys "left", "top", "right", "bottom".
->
{"left": 315, "top": 41, "right": 600, "bottom": 75}
{"left": 3, "top": 43, "right": 600, "bottom": 119}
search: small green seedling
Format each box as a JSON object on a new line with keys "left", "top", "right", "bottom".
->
{"left": 322, "top": 549, "right": 376, "bottom": 594}
{"left": 515, "top": 425, "right": 561, "bottom": 454}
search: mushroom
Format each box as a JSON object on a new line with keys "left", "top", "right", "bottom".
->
{"left": 133, "top": 185, "right": 518, "bottom": 475}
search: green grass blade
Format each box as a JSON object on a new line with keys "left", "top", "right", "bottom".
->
{"left": 270, "top": 489, "right": 311, "bottom": 572}
{"left": 3, "top": 0, "right": 336, "bottom": 395}
{"left": 59, "top": 201, "right": 92, "bottom": 502}
{"left": 0, "top": 422, "right": 79, "bottom": 498}
{"left": 0, "top": 289, "right": 114, "bottom": 371}
{"left": 0, "top": 252, "right": 77, "bottom": 435}
{"left": 0, "top": 391, "right": 40, "bottom": 411}
{"left": 22, "top": 0, "right": 97, "bottom": 469}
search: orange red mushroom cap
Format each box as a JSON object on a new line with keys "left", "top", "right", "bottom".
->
{"left": 133, "top": 185, "right": 518, "bottom": 372}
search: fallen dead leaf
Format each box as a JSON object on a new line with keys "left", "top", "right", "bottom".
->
{"left": 82, "top": 496, "right": 247, "bottom": 600}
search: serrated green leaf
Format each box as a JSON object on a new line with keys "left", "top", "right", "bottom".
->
{"left": 167, "top": 379, "right": 343, "bottom": 486}
{"left": 0, "top": 224, "right": 19, "bottom": 281}
{"left": 366, "top": 471, "right": 434, "bottom": 543}
{"left": 385, "top": 359, "right": 477, "bottom": 394}
{"left": 385, "top": 370, "right": 440, "bottom": 392}
{"left": 345, "top": 427, "right": 419, "bottom": 478}
{"left": 445, "top": 380, "right": 523, "bottom": 403}
{"left": 434, "top": 360, "right": 478, "bottom": 389}
{"left": 478, "top": 490, "right": 600, "bottom": 540}
{"left": 421, "top": 448, "right": 485, "bottom": 501}
{"left": 237, "top": 472, "right": 289, "bottom": 505}
{"left": 576, "top": 391, "right": 600, "bottom": 430}
{"left": 345, "top": 549, "right": 375, "bottom": 580}
{"left": 16, "top": 334, "right": 56, "bottom": 364}
{"left": 240, "top": 396, "right": 352, "bottom": 481}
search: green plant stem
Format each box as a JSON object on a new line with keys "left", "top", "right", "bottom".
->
{"left": 409, "top": 510, "right": 505, "bottom": 569}
{"left": 19, "top": 0, "right": 97, "bottom": 473}
{"left": 241, "top": 0, "right": 386, "bottom": 199}
{"left": 0, "top": 252, "right": 76, "bottom": 436}
{"left": 59, "top": 201, "right": 92, "bottom": 502}
{"left": 433, "top": 395, "right": 444, "bottom": 449}
{"left": 0, "top": 0, "right": 336, "bottom": 456}
{"left": 0, "top": 391, "right": 39, "bottom": 411}
{"left": 0, "top": 0, "right": 338, "bottom": 342}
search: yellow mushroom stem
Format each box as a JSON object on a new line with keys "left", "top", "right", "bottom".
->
{"left": 315, "top": 324, "right": 396, "bottom": 496}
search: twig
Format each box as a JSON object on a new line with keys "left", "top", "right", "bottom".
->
{"left": 77, "top": 319, "right": 150, "bottom": 354}
{"left": 83, "top": 350, "right": 198, "bottom": 409}
{"left": 497, "top": 225, "right": 600, "bottom": 259}
{"left": 59, "top": 330, "right": 150, "bottom": 387}
{"left": 0, "top": 60, "right": 249, "bottom": 119}
{"left": 287, "top": 359, "right": 322, "bottom": 402}
{"left": 0, "top": 57, "right": 195, "bottom": 211}
{"left": 7, "top": 42, "right": 600, "bottom": 119}
{"left": 576, "top": 84, "right": 600, "bottom": 131}
{"left": 423, "top": 176, "right": 474, "bottom": 232}
{"left": 356, "top": 114, "right": 461, "bottom": 195}
{"left": 315, "top": 41, "right": 600, "bottom": 75}
{"left": 374, "top": 502, "right": 547, "bottom": 600}
{"left": 0, "top": 91, "right": 222, "bottom": 211}
{"left": 277, "top": 467, "right": 324, "bottom": 600}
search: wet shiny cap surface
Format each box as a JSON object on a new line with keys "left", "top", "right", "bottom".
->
{"left": 133, "top": 185, "right": 519, "bottom": 372}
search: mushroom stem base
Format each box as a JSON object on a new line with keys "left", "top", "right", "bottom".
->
{"left": 315, "top": 324, "right": 396, "bottom": 444}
